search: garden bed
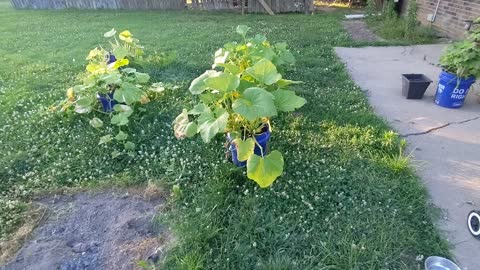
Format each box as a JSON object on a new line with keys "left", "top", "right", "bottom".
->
{"left": 1, "top": 189, "right": 168, "bottom": 270}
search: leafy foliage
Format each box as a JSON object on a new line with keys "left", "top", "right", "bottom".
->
{"left": 55, "top": 29, "right": 162, "bottom": 154}
{"left": 440, "top": 17, "right": 480, "bottom": 79}
{"left": 365, "top": 0, "right": 378, "bottom": 17}
{"left": 105, "top": 28, "right": 145, "bottom": 60}
{"left": 173, "top": 25, "right": 306, "bottom": 187}
{"left": 404, "top": 0, "right": 418, "bottom": 38}
{"left": 383, "top": 0, "right": 397, "bottom": 22}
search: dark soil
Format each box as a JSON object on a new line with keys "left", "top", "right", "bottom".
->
{"left": 342, "top": 20, "right": 381, "bottom": 42}
{"left": 0, "top": 190, "right": 168, "bottom": 270}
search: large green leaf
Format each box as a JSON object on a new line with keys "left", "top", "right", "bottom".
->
{"left": 250, "top": 46, "right": 275, "bottom": 62}
{"left": 247, "top": 150, "right": 284, "bottom": 188}
{"left": 113, "top": 104, "right": 133, "bottom": 117}
{"left": 277, "top": 50, "right": 295, "bottom": 65}
{"left": 113, "top": 46, "right": 128, "bottom": 61}
{"left": 111, "top": 113, "right": 129, "bottom": 126}
{"left": 276, "top": 79, "right": 302, "bottom": 88}
{"left": 251, "top": 34, "right": 267, "bottom": 44}
{"left": 232, "top": 87, "right": 277, "bottom": 121}
{"left": 101, "top": 73, "right": 122, "bottom": 85}
{"left": 89, "top": 117, "right": 103, "bottom": 128}
{"left": 188, "top": 103, "right": 208, "bottom": 115}
{"left": 271, "top": 89, "right": 306, "bottom": 112}
{"left": 233, "top": 138, "right": 255, "bottom": 162}
{"left": 236, "top": 25, "right": 250, "bottom": 37}
{"left": 213, "top": 48, "right": 229, "bottom": 67}
{"left": 274, "top": 42, "right": 296, "bottom": 65}
{"left": 74, "top": 96, "right": 95, "bottom": 114}
{"left": 189, "top": 70, "right": 220, "bottom": 94}
{"left": 111, "top": 104, "right": 133, "bottom": 126}
{"left": 200, "top": 93, "right": 216, "bottom": 104}
{"left": 237, "top": 79, "right": 256, "bottom": 93}
{"left": 99, "top": 135, "right": 113, "bottom": 145}
{"left": 135, "top": 72, "right": 150, "bottom": 84}
{"left": 115, "top": 131, "right": 128, "bottom": 141}
{"left": 217, "top": 63, "right": 241, "bottom": 75}
{"left": 124, "top": 141, "right": 136, "bottom": 151}
{"left": 104, "top": 28, "right": 116, "bottom": 38}
{"left": 114, "top": 82, "right": 144, "bottom": 105}
{"left": 245, "top": 59, "right": 282, "bottom": 85}
{"left": 122, "top": 68, "right": 137, "bottom": 74}
{"left": 204, "top": 72, "right": 240, "bottom": 92}
{"left": 197, "top": 107, "right": 229, "bottom": 143}
{"left": 185, "top": 122, "right": 198, "bottom": 138}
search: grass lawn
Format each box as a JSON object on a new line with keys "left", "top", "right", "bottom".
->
{"left": 0, "top": 2, "right": 449, "bottom": 269}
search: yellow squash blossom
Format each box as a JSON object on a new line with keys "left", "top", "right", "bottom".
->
{"left": 112, "top": 58, "right": 129, "bottom": 69}
{"left": 86, "top": 48, "right": 102, "bottom": 60}
{"left": 119, "top": 30, "right": 133, "bottom": 43}
{"left": 86, "top": 63, "right": 106, "bottom": 75}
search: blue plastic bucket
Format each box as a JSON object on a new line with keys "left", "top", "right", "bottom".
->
{"left": 435, "top": 71, "right": 476, "bottom": 109}
{"left": 96, "top": 92, "right": 117, "bottom": 113}
{"left": 106, "top": 53, "right": 116, "bottom": 64}
{"left": 228, "top": 126, "right": 271, "bottom": 167}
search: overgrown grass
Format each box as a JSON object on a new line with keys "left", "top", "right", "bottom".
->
{"left": 367, "top": 17, "right": 438, "bottom": 44}
{"left": 365, "top": 0, "right": 437, "bottom": 44}
{"left": 0, "top": 2, "right": 449, "bottom": 269}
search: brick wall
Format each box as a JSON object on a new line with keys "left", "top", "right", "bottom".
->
{"left": 416, "top": 0, "right": 480, "bottom": 39}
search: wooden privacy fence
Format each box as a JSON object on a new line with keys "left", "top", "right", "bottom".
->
{"left": 249, "top": 0, "right": 310, "bottom": 13}
{"left": 190, "top": 0, "right": 237, "bottom": 10}
{"left": 11, "top": 0, "right": 313, "bottom": 12}
{"left": 11, "top": 0, "right": 186, "bottom": 9}
{"left": 190, "top": 0, "right": 313, "bottom": 13}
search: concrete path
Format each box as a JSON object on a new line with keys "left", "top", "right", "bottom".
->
{"left": 336, "top": 45, "right": 480, "bottom": 270}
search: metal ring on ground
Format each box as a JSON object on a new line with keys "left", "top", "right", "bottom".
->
{"left": 467, "top": 210, "right": 480, "bottom": 238}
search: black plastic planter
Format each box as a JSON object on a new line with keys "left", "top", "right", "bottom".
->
{"left": 401, "top": 74, "right": 432, "bottom": 99}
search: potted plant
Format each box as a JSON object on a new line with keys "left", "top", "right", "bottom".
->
{"left": 173, "top": 25, "right": 306, "bottom": 188}
{"left": 436, "top": 17, "right": 480, "bottom": 108}
{"left": 57, "top": 29, "right": 153, "bottom": 155}
{"left": 96, "top": 29, "right": 145, "bottom": 112}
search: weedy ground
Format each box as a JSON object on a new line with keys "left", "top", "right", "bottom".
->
{"left": 0, "top": 1, "right": 449, "bottom": 269}
{"left": 365, "top": 13, "right": 438, "bottom": 44}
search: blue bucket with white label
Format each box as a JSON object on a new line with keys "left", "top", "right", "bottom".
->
{"left": 227, "top": 125, "right": 271, "bottom": 167}
{"left": 435, "top": 71, "right": 476, "bottom": 109}
{"left": 96, "top": 92, "right": 117, "bottom": 113}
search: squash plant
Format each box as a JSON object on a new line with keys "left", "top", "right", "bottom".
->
{"left": 174, "top": 25, "right": 306, "bottom": 188}
{"left": 440, "top": 17, "right": 480, "bottom": 79}
{"left": 59, "top": 29, "right": 152, "bottom": 155}
{"left": 103, "top": 28, "right": 144, "bottom": 62}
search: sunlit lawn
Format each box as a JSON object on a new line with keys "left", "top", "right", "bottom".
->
{"left": 0, "top": 2, "right": 449, "bottom": 269}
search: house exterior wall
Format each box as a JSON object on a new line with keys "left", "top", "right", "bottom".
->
{"left": 417, "top": 0, "right": 480, "bottom": 39}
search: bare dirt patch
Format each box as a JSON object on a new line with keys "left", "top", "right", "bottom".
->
{"left": 0, "top": 189, "right": 169, "bottom": 270}
{"left": 342, "top": 20, "right": 381, "bottom": 42}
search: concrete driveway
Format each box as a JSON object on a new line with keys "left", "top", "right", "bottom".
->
{"left": 336, "top": 45, "right": 480, "bottom": 270}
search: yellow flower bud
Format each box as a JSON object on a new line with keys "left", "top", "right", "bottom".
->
{"left": 67, "top": 88, "right": 75, "bottom": 101}
{"left": 140, "top": 95, "right": 150, "bottom": 105}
